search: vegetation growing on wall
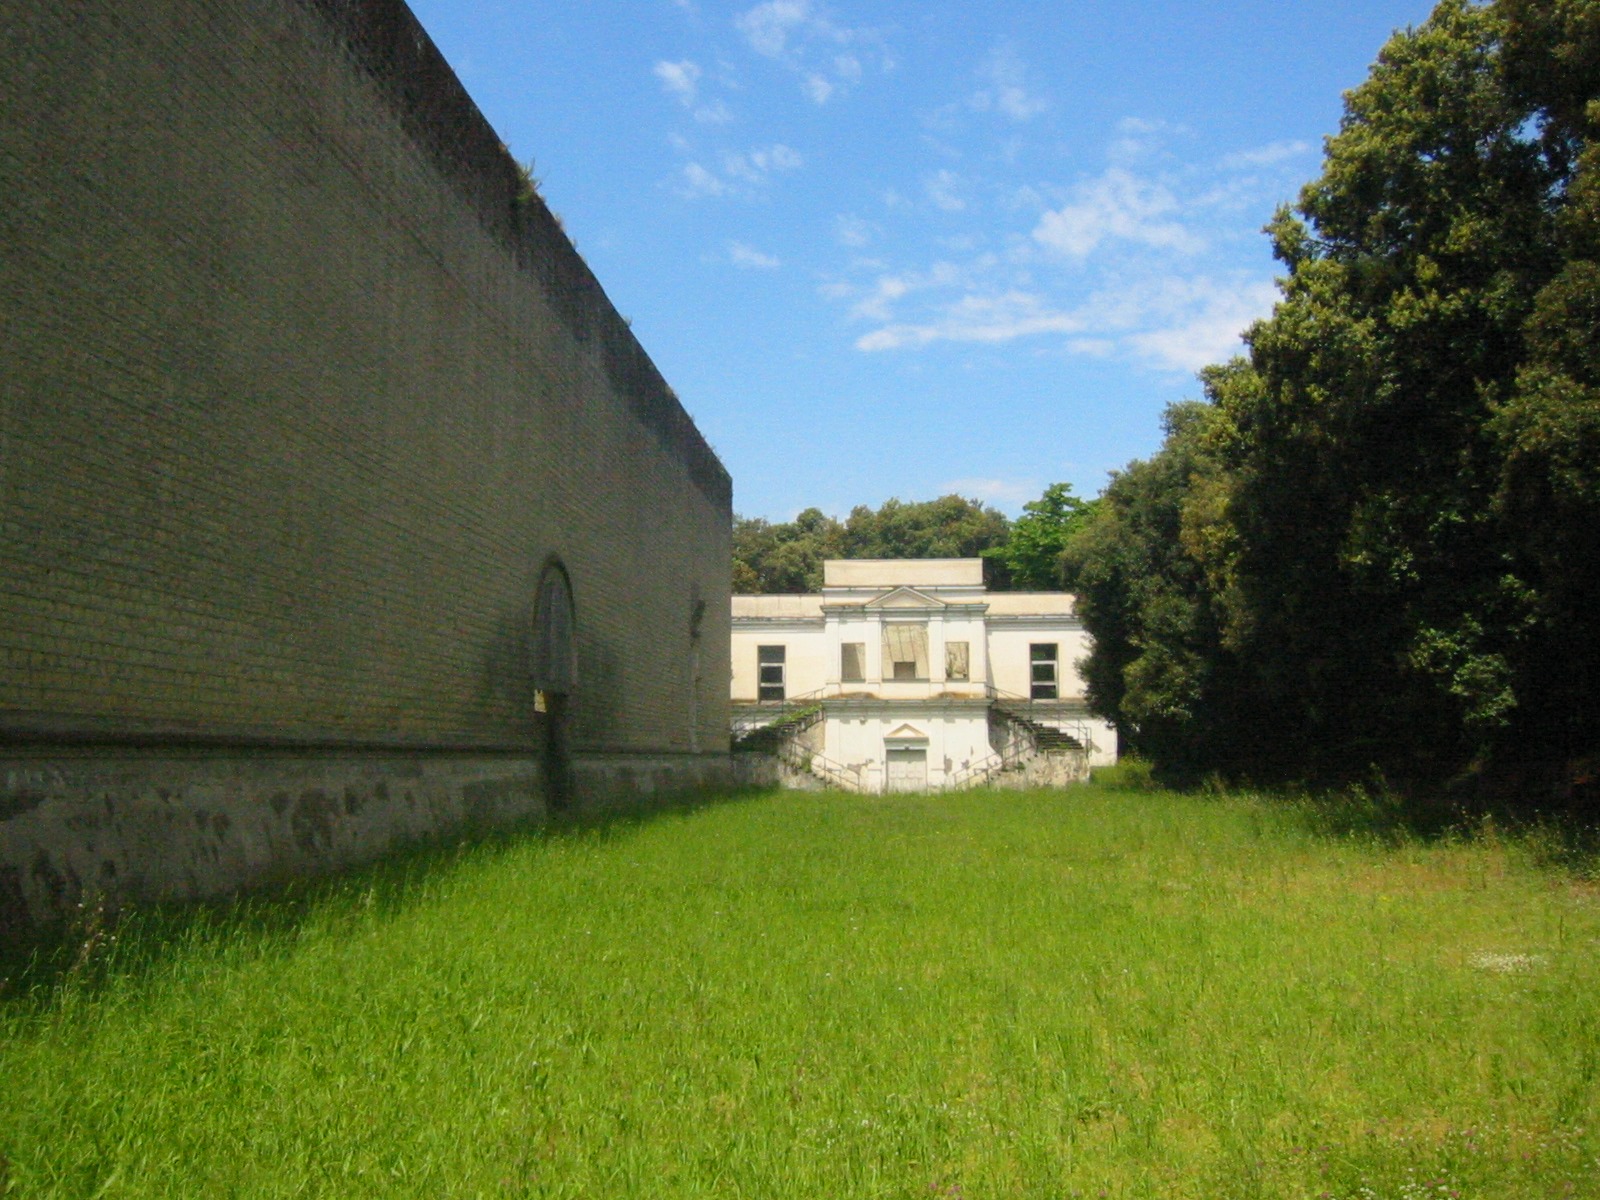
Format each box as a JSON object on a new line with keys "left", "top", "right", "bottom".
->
{"left": 1062, "top": 0, "right": 1600, "bottom": 805}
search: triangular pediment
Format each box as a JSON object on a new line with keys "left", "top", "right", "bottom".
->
{"left": 864, "top": 586, "right": 945, "bottom": 610}
{"left": 884, "top": 723, "right": 929, "bottom": 741}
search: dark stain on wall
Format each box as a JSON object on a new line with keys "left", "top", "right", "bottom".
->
{"left": 290, "top": 790, "right": 338, "bottom": 855}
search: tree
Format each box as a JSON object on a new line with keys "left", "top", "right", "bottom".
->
{"left": 731, "top": 508, "right": 844, "bottom": 594}
{"left": 1067, "top": 0, "right": 1599, "bottom": 801}
{"left": 731, "top": 496, "right": 1009, "bottom": 594}
{"left": 1062, "top": 394, "right": 1259, "bottom": 777}
{"left": 1215, "top": 0, "right": 1573, "bottom": 789}
{"left": 840, "top": 495, "right": 1011, "bottom": 563}
{"left": 984, "top": 483, "right": 1099, "bottom": 590}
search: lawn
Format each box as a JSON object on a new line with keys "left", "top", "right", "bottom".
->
{"left": 2, "top": 783, "right": 1597, "bottom": 1197}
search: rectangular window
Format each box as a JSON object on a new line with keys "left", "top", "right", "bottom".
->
{"left": 882, "top": 623, "right": 929, "bottom": 681}
{"left": 841, "top": 642, "right": 865, "bottom": 683}
{"left": 758, "top": 645, "right": 786, "bottom": 702}
{"left": 1030, "top": 643, "right": 1058, "bottom": 700}
{"left": 945, "top": 641, "right": 970, "bottom": 682}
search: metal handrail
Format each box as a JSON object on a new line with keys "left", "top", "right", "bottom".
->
{"left": 731, "top": 686, "right": 835, "bottom": 741}
{"left": 945, "top": 751, "right": 1006, "bottom": 790}
{"left": 732, "top": 691, "right": 844, "bottom": 739}
{"left": 985, "top": 685, "right": 1097, "bottom": 755}
{"left": 731, "top": 688, "right": 864, "bottom": 791}
{"left": 776, "top": 739, "right": 863, "bottom": 791}
{"left": 945, "top": 711, "right": 1040, "bottom": 788}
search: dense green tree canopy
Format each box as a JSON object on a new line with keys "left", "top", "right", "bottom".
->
{"left": 732, "top": 494, "right": 1012, "bottom": 594}
{"left": 983, "top": 483, "right": 1099, "bottom": 590}
{"left": 1065, "top": 0, "right": 1599, "bottom": 803}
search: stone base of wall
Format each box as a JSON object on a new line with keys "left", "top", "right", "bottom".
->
{"left": 0, "top": 747, "right": 737, "bottom": 950}
{"left": 984, "top": 751, "right": 1092, "bottom": 789}
{"left": 729, "top": 752, "right": 823, "bottom": 791}
{"left": 732, "top": 748, "right": 1091, "bottom": 794}
{"left": 570, "top": 752, "right": 737, "bottom": 812}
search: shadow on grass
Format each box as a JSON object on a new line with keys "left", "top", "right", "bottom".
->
{"left": 0, "top": 784, "right": 779, "bottom": 1010}
{"left": 1279, "top": 784, "right": 1600, "bottom": 873}
{"left": 1093, "top": 756, "right": 1600, "bottom": 876}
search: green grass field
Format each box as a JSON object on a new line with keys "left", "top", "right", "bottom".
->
{"left": 3, "top": 782, "right": 1598, "bottom": 1198}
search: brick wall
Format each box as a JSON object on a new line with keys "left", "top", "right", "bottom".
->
{"left": 0, "top": 0, "right": 730, "bottom": 756}
{"left": 0, "top": 0, "right": 732, "bottom": 930}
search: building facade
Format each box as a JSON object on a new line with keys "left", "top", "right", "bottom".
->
{"left": 731, "top": 560, "right": 1116, "bottom": 792}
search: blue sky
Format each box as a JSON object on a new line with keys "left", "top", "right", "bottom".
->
{"left": 406, "top": 0, "right": 1438, "bottom": 521}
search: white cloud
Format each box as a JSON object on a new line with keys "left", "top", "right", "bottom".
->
{"left": 737, "top": 0, "right": 809, "bottom": 56}
{"left": 694, "top": 99, "right": 734, "bottom": 125}
{"left": 654, "top": 59, "right": 734, "bottom": 123}
{"left": 835, "top": 214, "right": 873, "bottom": 247}
{"left": 851, "top": 274, "right": 913, "bottom": 322}
{"left": 970, "top": 45, "right": 1047, "bottom": 121}
{"left": 676, "top": 144, "right": 801, "bottom": 198}
{"left": 1118, "top": 116, "right": 1164, "bottom": 135}
{"left": 925, "top": 169, "right": 967, "bottom": 213}
{"left": 1219, "top": 140, "right": 1310, "bottom": 170}
{"left": 730, "top": 144, "right": 801, "bottom": 176}
{"left": 1033, "top": 168, "right": 1204, "bottom": 258}
{"left": 815, "top": 119, "right": 1286, "bottom": 372}
{"left": 679, "top": 162, "right": 727, "bottom": 197}
{"left": 1106, "top": 116, "right": 1186, "bottom": 166}
{"left": 729, "top": 241, "right": 782, "bottom": 269}
{"left": 1120, "top": 277, "right": 1277, "bottom": 373}
{"left": 846, "top": 261, "right": 965, "bottom": 322}
{"left": 735, "top": 0, "right": 888, "bottom": 102}
{"left": 654, "top": 59, "right": 702, "bottom": 105}
{"left": 857, "top": 291, "right": 1083, "bottom": 352}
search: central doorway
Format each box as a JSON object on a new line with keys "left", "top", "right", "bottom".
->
{"left": 885, "top": 747, "right": 928, "bottom": 792}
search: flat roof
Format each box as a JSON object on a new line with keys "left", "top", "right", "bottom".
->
{"left": 984, "top": 593, "right": 1078, "bottom": 616}
{"left": 822, "top": 559, "right": 983, "bottom": 588}
{"left": 732, "top": 595, "right": 825, "bottom": 619}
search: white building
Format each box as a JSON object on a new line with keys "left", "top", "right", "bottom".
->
{"left": 731, "top": 559, "right": 1117, "bottom": 792}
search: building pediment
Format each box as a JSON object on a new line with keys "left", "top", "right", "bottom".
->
{"left": 884, "top": 723, "right": 929, "bottom": 742}
{"left": 864, "top": 586, "right": 945, "bottom": 610}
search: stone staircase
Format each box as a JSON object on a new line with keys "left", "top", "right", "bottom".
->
{"left": 730, "top": 697, "right": 824, "bottom": 752}
{"left": 993, "top": 704, "right": 1085, "bottom": 754}
{"left": 732, "top": 699, "right": 865, "bottom": 791}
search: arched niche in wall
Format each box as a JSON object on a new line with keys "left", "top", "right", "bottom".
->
{"left": 532, "top": 559, "right": 576, "bottom": 809}
{"left": 688, "top": 583, "right": 706, "bottom": 753}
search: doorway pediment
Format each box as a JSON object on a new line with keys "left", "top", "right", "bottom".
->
{"left": 884, "top": 723, "right": 929, "bottom": 742}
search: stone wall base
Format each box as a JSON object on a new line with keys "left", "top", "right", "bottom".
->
{"left": 0, "top": 747, "right": 735, "bottom": 948}
{"left": 570, "top": 752, "right": 737, "bottom": 812}
{"left": 983, "top": 752, "right": 1092, "bottom": 789}
{"left": 731, "top": 749, "right": 1090, "bottom": 793}
{"left": 729, "top": 752, "right": 825, "bottom": 791}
